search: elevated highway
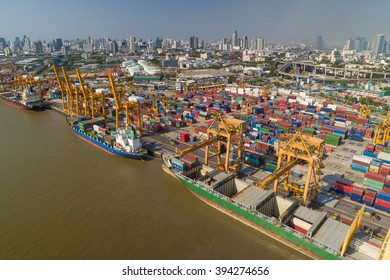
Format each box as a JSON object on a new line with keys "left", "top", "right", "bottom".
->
{"left": 278, "top": 61, "right": 390, "bottom": 82}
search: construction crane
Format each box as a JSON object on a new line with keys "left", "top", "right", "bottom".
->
{"left": 107, "top": 72, "right": 142, "bottom": 134}
{"left": 373, "top": 112, "right": 390, "bottom": 145}
{"left": 257, "top": 130, "right": 325, "bottom": 206}
{"left": 359, "top": 105, "right": 371, "bottom": 119}
{"left": 176, "top": 112, "right": 246, "bottom": 173}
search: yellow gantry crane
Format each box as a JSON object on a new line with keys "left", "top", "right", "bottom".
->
{"left": 184, "top": 82, "right": 198, "bottom": 94}
{"left": 261, "top": 86, "right": 271, "bottom": 101}
{"left": 378, "top": 228, "right": 390, "bottom": 260}
{"left": 241, "top": 99, "right": 258, "bottom": 115}
{"left": 359, "top": 105, "right": 371, "bottom": 119}
{"left": 107, "top": 72, "right": 142, "bottom": 134}
{"left": 176, "top": 112, "right": 246, "bottom": 173}
{"left": 52, "top": 65, "right": 68, "bottom": 113}
{"left": 340, "top": 205, "right": 365, "bottom": 257}
{"left": 257, "top": 130, "right": 324, "bottom": 206}
{"left": 75, "top": 68, "right": 105, "bottom": 118}
{"left": 373, "top": 112, "right": 390, "bottom": 145}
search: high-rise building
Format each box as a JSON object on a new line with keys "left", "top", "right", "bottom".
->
{"left": 315, "top": 35, "right": 324, "bottom": 50}
{"left": 14, "top": 37, "right": 20, "bottom": 48}
{"left": 56, "top": 38, "right": 63, "bottom": 50}
{"left": 23, "top": 36, "right": 31, "bottom": 51}
{"left": 232, "top": 30, "right": 238, "bottom": 47}
{"left": 172, "top": 40, "right": 180, "bottom": 49}
{"left": 256, "top": 37, "right": 265, "bottom": 51}
{"left": 373, "top": 34, "right": 385, "bottom": 57}
{"left": 60, "top": 45, "right": 67, "bottom": 56}
{"left": 190, "top": 36, "right": 198, "bottom": 49}
{"left": 242, "top": 36, "right": 249, "bottom": 49}
{"left": 155, "top": 37, "right": 163, "bottom": 49}
{"left": 345, "top": 38, "right": 355, "bottom": 50}
{"left": 383, "top": 40, "right": 388, "bottom": 54}
{"left": 34, "top": 41, "right": 43, "bottom": 54}
{"left": 83, "top": 43, "right": 93, "bottom": 53}
{"left": 355, "top": 37, "right": 367, "bottom": 52}
{"left": 128, "top": 36, "right": 136, "bottom": 51}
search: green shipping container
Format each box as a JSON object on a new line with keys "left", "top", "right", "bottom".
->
{"left": 259, "top": 127, "right": 269, "bottom": 133}
{"left": 266, "top": 163, "right": 277, "bottom": 169}
{"left": 363, "top": 178, "right": 383, "bottom": 190}
{"left": 303, "top": 127, "right": 316, "bottom": 135}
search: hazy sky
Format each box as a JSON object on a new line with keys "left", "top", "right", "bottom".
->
{"left": 1, "top": 0, "right": 389, "bottom": 44}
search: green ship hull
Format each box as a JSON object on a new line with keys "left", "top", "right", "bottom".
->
{"left": 161, "top": 160, "right": 341, "bottom": 260}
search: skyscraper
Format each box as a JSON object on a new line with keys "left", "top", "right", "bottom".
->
{"left": 34, "top": 41, "right": 43, "bottom": 54}
{"left": 373, "top": 34, "right": 385, "bottom": 57}
{"left": 256, "top": 38, "right": 265, "bottom": 51}
{"left": 155, "top": 37, "right": 163, "bottom": 49}
{"left": 128, "top": 36, "right": 136, "bottom": 51}
{"left": 315, "top": 35, "right": 324, "bottom": 50}
{"left": 190, "top": 36, "right": 198, "bottom": 49}
{"left": 383, "top": 41, "right": 388, "bottom": 54}
{"left": 232, "top": 30, "right": 238, "bottom": 47}
{"left": 355, "top": 37, "right": 367, "bottom": 52}
{"left": 56, "top": 38, "right": 63, "bottom": 51}
{"left": 242, "top": 36, "right": 249, "bottom": 49}
{"left": 345, "top": 38, "right": 355, "bottom": 50}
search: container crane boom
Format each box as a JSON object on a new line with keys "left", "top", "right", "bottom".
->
{"left": 52, "top": 65, "right": 66, "bottom": 112}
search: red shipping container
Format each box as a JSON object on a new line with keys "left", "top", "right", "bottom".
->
{"left": 362, "top": 195, "right": 375, "bottom": 203}
{"left": 364, "top": 172, "right": 386, "bottom": 183}
{"left": 346, "top": 115, "right": 358, "bottom": 121}
{"left": 292, "top": 224, "right": 308, "bottom": 235}
{"left": 364, "top": 189, "right": 377, "bottom": 198}
{"left": 382, "top": 186, "right": 390, "bottom": 194}
{"left": 353, "top": 125, "right": 367, "bottom": 132}
{"left": 352, "top": 160, "right": 370, "bottom": 167}
{"left": 335, "top": 180, "right": 352, "bottom": 186}
{"left": 375, "top": 145, "right": 384, "bottom": 152}
{"left": 365, "top": 143, "right": 375, "bottom": 152}
{"left": 365, "top": 129, "right": 373, "bottom": 138}
{"left": 339, "top": 216, "right": 353, "bottom": 225}
{"left": 352, "top": 187, "right": 364, "bottom": 195}
{"left": 379, "top": 165, "right": 390, "bottom": 176}
{"left": 356, "top": 118, "right": 369, "bottom": 124}
{"left": 375, "top": 198, "right": 390, "bottom": 209}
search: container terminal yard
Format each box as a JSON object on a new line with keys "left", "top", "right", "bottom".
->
{"left": 1, "top": 64, "right": 390, "bottom": 260}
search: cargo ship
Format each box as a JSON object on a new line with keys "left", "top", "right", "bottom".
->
{"left": 161, "top": 153, "right": 381, "bottom": 260}
{"left": 67, "top": 116, "right": 148, "bottom": 159}
{"left": 0, "top": 87, "right": 48, "bottom": 110}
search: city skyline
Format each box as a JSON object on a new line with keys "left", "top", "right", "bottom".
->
{"left": 0, "top": 0, "right": 389, "bottom": 44}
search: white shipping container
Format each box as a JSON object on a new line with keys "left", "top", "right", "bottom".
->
{"left": 128, "top": 96, "right": 145, "bottom": 104}
{"left": 377, "top": 152, "right": 390, "bottom": 162}
{"left": 353, "top": 155, "right": 372, "bottom": 164}
{"left": 96, "top": 88, "right": 109, "bottom": 95}
{"left": 334, "top": 121, "right": 346, "bottom": 128}
{"left": 93, "top": 125, "right": 101, "bottom": 132}
{"left": 292, "top": 217, "right": 312, "bottom": 231}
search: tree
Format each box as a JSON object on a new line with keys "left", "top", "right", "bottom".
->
{"left": 359, "top": 97, "right": 367, "bottom": 104}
